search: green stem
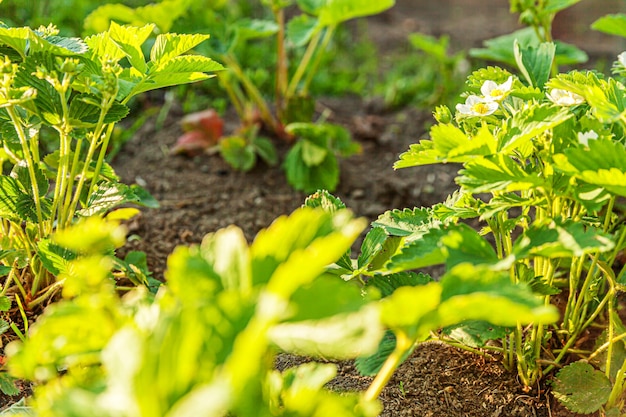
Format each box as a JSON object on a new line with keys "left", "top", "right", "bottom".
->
{"left": 27, "top": 279, "right": 65, "bottom": 309}
{"left": 300, "top": 25, "right": 336, "bottom": 97}
{"left": 286, "top": 28, "right": 322, "bottom": 100}
{"left": 364, "top": 331, "right": 413, "bottom": 402}
{"left": 222, "top": 55, "right": 282, "bottom": 136}
{"left": 273, "top": 6, "right": 288, "bottom": 119}
{"left": 6, "top": 107, "right": 45, "bottom": 236}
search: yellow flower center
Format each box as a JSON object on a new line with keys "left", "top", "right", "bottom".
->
{"left": 472, "top": 102, "right": 491, "bottom": 115}
{"left": 490, "top": 88, "right": 503, "bottom": 98}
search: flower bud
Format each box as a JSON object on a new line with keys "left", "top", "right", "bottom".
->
{"left": 433, "top": 105, "right": 452, "bottom": 124}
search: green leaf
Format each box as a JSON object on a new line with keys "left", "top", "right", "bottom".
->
{"left": 441, "top": 224, "right": 499, "bottom": 268}
{"left": 353, "top": 227, "right": 385, "bottom": 270}
{"left": 14, "top": 53, "right": 64, "bottom": 123}
{"left": 37, "top": 239, "right": 77, "bottom": 276}
{"left": 0, "top": 176, "right": 38, "bottom": 222}
{"left": 365, "top": 271, "right": 433, "bottom": 298}
{"left": 287, "top": 14, "right": 319, "bottom": 47}
{"left": 165, "top": 245, "right": 223, "bottom": 301}
{"left": 69, "top": 95, "right": 129, "bottom": 126}
{"left": 458, "top": 154, "right": 544, "bottom": 193}
{"left": 512, "top": 218, "right": 614, "bottom": 259}
{"left": 592, "top": 13, "right": 626, "bottom": 38}
{"left": 442, "top": 320, "right": 508, "bottom": 348}
{"left": 150, "top": 33, "right": 210, "bottom": 65}
{"left": 84, "top": 31, "right": 128, "bottom": 63}
{"left": 11, "top": 160, "right": 48, "bottom": 198}
{"left": 355, "top": 331, "right": 406, "bottom": 376}
{"left": 0, "top": 373, "right": 20, "bottom": 397}
{"left": 0, "top": 296, "right": 11, "bottom": 312}
{"left": 514, "top": 40, "right": 555, "bottom": 88}
{"left": 200, "top": 225, "right": 250, "bottom": 292}
{"left": 41, "top": 36, "right": 88, "bottom": 55}
{"left": 372, "top": 207, "right": 437, "bottom": 238}
{"left": 220, "top": 136, "right": 256, "bottom": 171}
{"left": 84, "top": 4, "right": 140, "bottom": 33}
{"left": 318, "top": 0, "right": 395, "bottom": 27}
{"left": 250, "top": 207, "right": 366, "bottom": 296}
{"left": 0, "top": 27, "right": 31, "bottom": 57}
{"left": 438, "top": 264, "right": 559, "bottom": 327}
{"left": 108, "top": 22, "right": 153, "bottom": 74}
{"left": 554, "top": 139, "right": 626, "bottom": 197}
{"left": 52, "top": 216, "right": 126, "bottom": 254}
{"left": 268, "top": 301, "right": 383, "bottom": 359}
{"left": 284, "top": 141, "right": 339, "bottom": 193}
{"left": 379, "top": 282, "right": 442, "bottom": 339}
{"left": 470, "top": 27, "right": 586, "bottom": 67}
{"left": 552, "top": 362, "right": 611, "bottom": 414}
{"left": 78, "top": 181, "right": 146, "bottom": 217}
{"left": 499, "top": 103, "right": 573, "bottom": 154}
{"left": 301, "top": 138, "right": 328, "bottom": 166}
{"left": 235, "top": 19, "right": 279, "bottom": 41}
{"left": 303, "top": 190, "right": 346, "bottom": 212}
{"left": 252, "top": 136, "right": 278, "bottom": 166}
{"left": 386, "top": 228, "right": 447, "bottom": 272}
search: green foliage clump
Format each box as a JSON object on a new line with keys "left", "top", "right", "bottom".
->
{"left": 0, "top": 22, "right": 221, "bottom": 330}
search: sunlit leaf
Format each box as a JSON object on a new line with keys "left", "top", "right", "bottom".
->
{"left": 592, "top": 13, "right": 626, "bottom": 38}
{"left": 108, "top": 22, "right": 153, "bottom": 74}
{"left": 438, "top": 264, "right": 558, "bottom": 326}
{"left": 250, "top": 208, "right": 366, "bottom": 295}
{"left": 512, "top": 218, "right": 614, "bottom": 259}
{"left": 386, "top": 228, "right": 447, "bottom": 272}
{"left": 372, "top": 207, "right": 437, "bottom": 238}
{"left": 441, "top": 224, "right": 499, "bottom": 268}
{"left": 458, "top": 154, "right": 545, "bottom": 193}
{"left": 318, "top": 0, "right": 395, "bottom": 27}
{"left": 150, "top": 33, "right": 210, "bottom": 65}
{"left": 554, "top": 139, "right": 626, "bottom": 197}
{"left": 268, "top": 304, "right": 383, "bottom": 359}
{"left": 200, "top": 226, "right": 251, "bottom": 293}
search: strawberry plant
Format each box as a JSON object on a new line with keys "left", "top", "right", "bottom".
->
{"left": 85, "top": 0, "right": 394, "bottom": 193}
{"left": 0, "top": 22, "right": 222, "bottom": 331}
{"left": 317, "top": 1, "right": 626, "bottom": 412}
{"left": 4, "top": 200, "right": 553, "bottom": 416}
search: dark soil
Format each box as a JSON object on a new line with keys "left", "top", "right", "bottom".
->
{"left": 3, "top": 0, "right": 624, "bottom": 414}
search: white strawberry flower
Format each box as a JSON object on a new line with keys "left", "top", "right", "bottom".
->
{"left": 618, "top": 51, "right": 626, "bottom": 68}
{"left": 547, "top": 88, "right": 585, "bottom": 106}
{"left": 577, "top": 130, "right": 598, "bottom": 147}
{"left": 481, "top": 76, "right": 513, "bottom": 102}
{"left": 456, "top": 95, "right": 498, "bottom": 117}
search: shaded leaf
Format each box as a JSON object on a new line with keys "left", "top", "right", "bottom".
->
{"left": 442, "top": 320, "right": 508, "bottom": 348}
{"left": 365, "top": 271, "right": 433, "bottom": 298}
{"left": 552, "top": 362, "right": 611, "bottom": 414}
